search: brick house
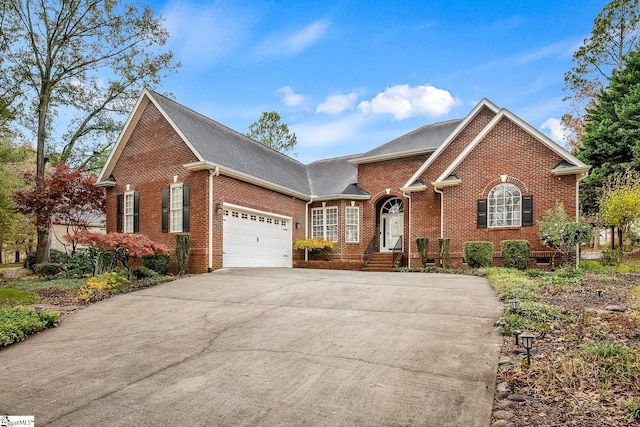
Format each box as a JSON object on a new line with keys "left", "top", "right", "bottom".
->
{"left": 96, "top": 90, "right": 589, "bottom": 272}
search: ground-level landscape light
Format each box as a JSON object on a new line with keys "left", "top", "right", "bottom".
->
{"left": 34, "top": 305, "right": 43, "bottom": 317}
{"left": 520, "top": 333, "right": 535, "bottom": 366}
{"left": 507, "top": 298, "right": 519, "bottom": 311}
{"left": 513, "top": 329, "right": 522, "bottom": 346}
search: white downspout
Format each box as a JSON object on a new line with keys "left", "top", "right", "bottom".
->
{"left": 403, "top": 192, "right": 412, "bottom": 268}
{"left": 208, "top": 170, "right": 214, "bottom": 272}
{"left": 305, "top": 198, "right": 314, "bottom": 261}
{"left": 208, "top": 166, "right": 220, "bottom": 272}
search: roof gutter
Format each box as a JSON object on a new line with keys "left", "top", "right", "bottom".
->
{"left": 184, "top": 160, "right": 311, "bottom": 201}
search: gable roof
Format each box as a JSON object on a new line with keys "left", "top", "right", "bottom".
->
{"left": 402, "top": 99, "right": 500, "bottom": 190}
{"left": 306, "top": 155, "right": 369, "bottom": 200}
{"left": 98, "top": 89, "right": 311, "bottom": 198}
{"left": 350, "top": 118, "right": 464, "bottom": 165}
{"left": 432, "top": 108, "right": 590, "bottom": 188}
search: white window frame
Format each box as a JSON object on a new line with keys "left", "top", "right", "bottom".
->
{"left": 488, "top": 183, "right": 521, "bottom": 228}
{"left": 170, "top": 183, "right": 183, "bottom": 233}
{"left": 123, "top": 191, "right": 134, "bottom": 233}
{"left": 345, "top": 206, "right": 360, "bottom": 243}
{"left": 311, "top": 207, "right": 338, "bottom": 241}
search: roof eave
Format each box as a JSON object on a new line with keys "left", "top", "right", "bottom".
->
{"left": 552, "top": 166, "right": 591, "bottom": 176}
{"left": 311, "top": 194, "right": 371, "bottom": 202}
{"left": 183, "top": 161, "right": 312, "bottom": 201}
{"left": 94, "top": 181, "right": 116, "bottom": 188}
{"left": 400, "top": 184, "right": 427, "bottom": 193}
{"left": 432, "top": 179, "right": 462, "bottom": 189}
{"left": 349, "top": 148, "right": 436, "bottom": 165}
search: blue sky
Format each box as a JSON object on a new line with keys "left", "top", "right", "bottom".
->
{"left": 153, "top": 0, "right": 607, "bottom": 164}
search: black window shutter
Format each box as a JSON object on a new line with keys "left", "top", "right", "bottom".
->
{"left": 522, "top": 195, "right": 533, "bottom": 227}
{"left": 477, "top": 199, "right": 487, "bottom": 229}
{"left": 182, "top": 184, "right": 190, "bottom": 232}
{"left": 161, "top": 188, "right": 169, "bottom": 233}
{"left": 117, "top": 194, "right": 124, "bottom": 233}
{"left": 133, "top": 192, "right": 140, "bottom": 233}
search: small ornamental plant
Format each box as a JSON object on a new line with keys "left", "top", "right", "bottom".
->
{"left": 77, "top": 271, "right": 129, "bottom": 302}
{"left": 293, "top": 238, "right": 337, "bottom": 251}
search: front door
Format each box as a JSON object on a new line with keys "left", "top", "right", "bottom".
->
{"left": 380, "top": 198, "right": 404, "bottom": 252}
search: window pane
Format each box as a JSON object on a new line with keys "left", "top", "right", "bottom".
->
{"left": 488, "top": 183, "right": 521, "bottom": 227}
{"left": 170, "top": 185, "right": 183, "bottom": 232}
{"left": 345, "top": 207, "right": 359, "bottom": 242}
{"left": 124, "top": 193, "right": 134, "bottom": 233}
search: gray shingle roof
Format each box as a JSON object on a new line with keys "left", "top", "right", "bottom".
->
{"left": 352, "top": 118, "right": 464, "bottom": 163}
{"left": 148, "top": 91, "right": 467, "bottom": 199}
{"left": 151, "top": 91, "right": 311, "bottom": 196}
{"left": 306, "top": 155, "right": 369, "bottom": 197}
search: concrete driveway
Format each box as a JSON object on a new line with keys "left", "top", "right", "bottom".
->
{"left": 1, "top": 268, "right": 502, "bottom": 426}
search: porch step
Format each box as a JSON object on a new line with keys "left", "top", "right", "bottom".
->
{"left": 362, "top": 253, "right": 397, "bottom": 272}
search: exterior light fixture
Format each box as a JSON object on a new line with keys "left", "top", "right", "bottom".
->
{"left": 519, "top": 333, "right": 535, "bottom": 366}
{"left": 597, "top": 289, "right": 603, "bottom": 297}
{"left": 34, "top": 305, "right": 43, "bottom": 317}
{"left": 295, "top": 220, "right": 301, "bottom": 228}
{"left": 507, "top": 298, "right": 519, "bottom": 311}
{"left": 513, "top": 329, "right": 522, "bottom": 346}
{"left": 215, "top": 202, "right": 223, "bottom": 213}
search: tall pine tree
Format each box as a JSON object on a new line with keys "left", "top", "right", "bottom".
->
{"left": 577, "top": 48, "right": 640, "bottom": 214}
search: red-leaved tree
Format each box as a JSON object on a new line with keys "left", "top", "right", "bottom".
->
{"left": 13, "top": 163, "right": 105, "bottom": 261}
{"left": 76, "top": 231, "right": 167, "bottom": 272}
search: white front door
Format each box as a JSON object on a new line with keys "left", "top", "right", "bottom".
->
{"left": 380, "top": 198, "right": 404, "bottom": 252}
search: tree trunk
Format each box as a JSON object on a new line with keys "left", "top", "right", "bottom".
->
{"left": 14, "top": 250, "right": 20, "bottom": 263}
{"left": 35, "top": 228, "right": 51, "bottom": 264}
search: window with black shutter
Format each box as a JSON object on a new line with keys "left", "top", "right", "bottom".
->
{"left": 161, "top": 187, "right": 169, "bottom": 233}
{"left": 522, "top": 195, "right": 533, "bottom": 227}
{"left": 477, "top": 199, "right": 487, "bottom": 228}
{"left": 117, "top": 194, "right": 124, "bottom": 233}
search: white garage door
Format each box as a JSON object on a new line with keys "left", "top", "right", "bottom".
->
{"left": 223, "top": 205, "right": 292, "bottom": 268}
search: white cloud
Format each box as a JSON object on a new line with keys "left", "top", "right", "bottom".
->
{"left": 358, "top": 84, "right": 458, "bottom": 120}
{"left": 163, "top": 1, "right": 253, "bottom": 66}
{"left": 540, "top": 117, "right": 566, "bottom": 144}
{"left": 256, "top": 20, "right": 330, "bottom": 58}
{"left": 278, "top": 86, "right": 309, "bottom": 107}
{"left": 292, "top": 115, "right": 366, "bottom": 148}
{"left": 316, "top": 92, "right": 359, "bottom": 115}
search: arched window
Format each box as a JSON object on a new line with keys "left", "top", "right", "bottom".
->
{"left": 488, "top": 183, "right": 521, "bottom": 227}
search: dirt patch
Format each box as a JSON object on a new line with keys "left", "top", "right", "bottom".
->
{"left": 33, "top": 287, "right": 87, "bottom": 316}
{"left": 494, "top": 272, "right": 640, "bottom": 426}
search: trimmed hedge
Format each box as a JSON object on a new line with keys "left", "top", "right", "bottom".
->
{"left": 142, "top": 254, "right": 170, "bottom": 275}
{"left": 501, "top": 240, "right": 530, "bottom": 270}
{"left": 463, "top": 241, "right": 494, "bottom": 268}
{"left": 416, "top": 238, "right": 429, "bottom": 268}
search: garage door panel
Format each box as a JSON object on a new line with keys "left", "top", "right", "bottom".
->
{"left": 223, "top": 207, "right": 292, "bottom": 268}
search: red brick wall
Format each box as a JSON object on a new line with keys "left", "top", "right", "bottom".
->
{"left": 106, "top": 101, "right": 307, "bottom": 273}
{"left": 439, "top": 116, "right": 577, "bottom": 265}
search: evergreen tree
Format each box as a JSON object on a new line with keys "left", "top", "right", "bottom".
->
{"left": 577, "top": 48, "right": 640, "bottom": 214}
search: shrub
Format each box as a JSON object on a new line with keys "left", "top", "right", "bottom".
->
{"left": 463, "top": 241, "right": 494, "bottom": 268}
{"left": 95, "top": 250, "right": 117, "bottom": 275}
{"left": 416, "top": 238, "right": 429, "bottom": 268}
{"left": 0, "top": 307, "right": 60, "bottom": 347}
{"left": 176, "top": 234, "right": 191, "bottom": 275}
{"left": 599, "top": 249, "right": 619, "bottom": 266}
{"left": 133, "top": 266, "right": 158, "bottom": 280}
{"left": 23, "top": 252, "right": 37, "bottom": 271}
{"left": 142, "top": 253, "right": 170, "bottom": 275}
{"left": 77, "top": 271, "right": 129, "bottom": 302}
{"left": 34, "top": 263, "right": 64, "bottom": 280}
{"left": 50, "top": 249, "right": 70, "bottom": 265}
{"left": 293, "top": 238, "right": 337, "bottom": 251}
{"left": 501, "top": 240, "right": 530, "bottom": 270}
{"left": 64, "top": 249, "right": 94, "bottom": 277}
{"left": 438, "top": 238, "right": 451, "bottom": 268}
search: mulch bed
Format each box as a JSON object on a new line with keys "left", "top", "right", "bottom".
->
{"left": 494, "top": 272, "right": 640, "bottom": 426}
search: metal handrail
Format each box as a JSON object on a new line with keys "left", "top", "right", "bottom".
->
{"left": 392, "top": 236, "right": 403, "bottom": 267}
{"left": 363, "top": 234, "right": 379, "bottom": 266}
